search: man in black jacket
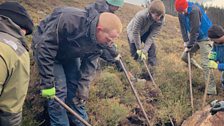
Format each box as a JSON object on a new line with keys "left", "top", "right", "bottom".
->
{"left": 85, "top": 0, "right": 124, "bottom": 71}
{"left": 32, "top": 7, "right": 122, "bottom": 126}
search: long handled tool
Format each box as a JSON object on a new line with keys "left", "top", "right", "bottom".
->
{"left": 118, "top": 57, "right": 150, "bottom": 125}
{"left": 187, "top": 52, "right": 194, "bottom": 113}
{"left": 143, "top": 61, "right": 174, "bottom": 126}
{"left": 54, "top": 96, "right": 92, "bottom": 126}
{"left": 202, "top": 70, "right": 211, "bottom": 108}
{"left": 143, "top": 60, "right": 162, "bottom": 94}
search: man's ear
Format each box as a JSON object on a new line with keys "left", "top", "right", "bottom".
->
{"left": 96, "top": 25, "right": 103, "bottom": 31}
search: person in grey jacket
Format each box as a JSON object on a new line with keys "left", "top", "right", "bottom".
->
{"left": 127, "top": 0, "right": 165, "bottom": 80}
{"left": 32, "top": 7, "right": 122, "bottom": 126}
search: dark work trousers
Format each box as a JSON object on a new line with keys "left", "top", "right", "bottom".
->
{"left": 0, "top": 110, "right": 22, "bottom": 126}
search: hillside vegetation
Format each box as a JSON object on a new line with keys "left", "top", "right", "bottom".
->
{"left": 1, "top": 0, "right": 224, "bottom": 125}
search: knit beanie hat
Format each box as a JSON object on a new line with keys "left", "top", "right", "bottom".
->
{"left": 148, "top": 0, "right": 165, "bottom": 16}
{"left": 208, "top": 24, "right": 224, "bottom": 39}
{"left": 175, "top": 0, "right": 188, "bottom": 12}
{"left": 0, "top": 2, "right": 34, "bottom": 35}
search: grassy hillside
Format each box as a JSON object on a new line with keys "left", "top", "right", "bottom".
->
{"left": 1, "top": 0, "right": 224, "bottom": 125}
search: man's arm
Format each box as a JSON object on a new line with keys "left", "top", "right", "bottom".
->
{"left": 178, "top": 14, "right": 189, "bottom": 43}
{"left": 128, "top": 14, "right": 145, "bottom": 50}
{"left": 211, "top": 36, "right": 224, "bottom": 43}
{"left": 142, "top": 23, "right": 162, "bottom": 52}
{"left": 0, "top": 55, "right": 8, "bottom": 95}
{"left": 188, "top": 8, "right": 200, "bottom": 47}
{"left": 100, "top": 44, "right": 118, "bottom": 63}
{"left": 76, "top": 57, "right": 99, "bottom": 100}
{"left": 33, "top": 10, "right": 65, "bottom": 88}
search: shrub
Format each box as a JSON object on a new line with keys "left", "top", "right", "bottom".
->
{"left": 96, "top": 71, "right": 124, "bottom": 98}
{"left": 88, "top": 98, "right": 130, "bottom": 126}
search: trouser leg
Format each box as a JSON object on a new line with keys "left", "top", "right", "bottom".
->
{"left": 221, "top": 72, "right": 224, "bottom": 89}
{"left": 48, "top": 62, "right": 69, "bottom": 126}
{"left": 129, "top": 43, "right": 138, "bottom": 60}
{"left": 0, "top": 110, "right": 22, "bottom": 126}
{"left": 147, "top": 43, "right": 156, "bottom": 66}
{"left": 198, "top": 41, "right": 216, "bottom": 95}
{"left": 64, "top": 58, "right": 88, "bottom": 126}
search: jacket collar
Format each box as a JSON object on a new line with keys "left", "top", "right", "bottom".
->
{"left": 0, "top": 15, "right": 24, "bottom": 39}
{"left": 0, "top": 15, "right": 28, "bottom": 51}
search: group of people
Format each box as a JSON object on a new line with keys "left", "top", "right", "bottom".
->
{"left": 0, "top": 0, "right": 224, "bottom": 125}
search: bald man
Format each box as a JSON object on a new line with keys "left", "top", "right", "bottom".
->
{"left": 32, "top": 7, "right": 122, "bottom": 126}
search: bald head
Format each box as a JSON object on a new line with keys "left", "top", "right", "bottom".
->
{"left": 98, "top": 12, "right": 122, "bottom": 34}
{"left": 96, "top": 12, "right": 123, "bottom": 46}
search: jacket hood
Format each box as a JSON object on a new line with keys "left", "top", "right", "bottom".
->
{"left": 0, "top": 15, "right": 29, "bottom": 50}
{"left": 89, "top": 14, "right": 99, "bottom": 45}
{"left": 0, "top": 15, "right": 23, "bottom": 38}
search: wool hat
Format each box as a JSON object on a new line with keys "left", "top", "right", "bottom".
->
{"left": 0, "top": 2, "right": 34, "bottom": 35}
{"left": 148, "top": 0, "right": 165, "bottom": 16}
{"left": 175, "top": 0, "right": 188, "bottom": 12}
{"left": 208, "top": 24, "right": 224, "bottom": 39}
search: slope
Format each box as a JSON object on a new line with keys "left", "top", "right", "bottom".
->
{"left": 0, "top": 0, "right": 223, "bottom": 125}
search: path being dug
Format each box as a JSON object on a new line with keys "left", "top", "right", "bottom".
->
{"left": 182, "top": 106, "right": 224, "bottom": 126}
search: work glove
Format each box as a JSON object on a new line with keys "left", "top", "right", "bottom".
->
{"left": 114, "top": 44, "right": 118, "bottom": 51}
{"left": 208, "top": 52, "right": 217, "bottom": 60}
{"left": 185, "top": 43, "right": 200, "bottom": 53}
{"left": 136, "top": 50, "right": 146, "bottom": 61}
{"left": 208, "top": 60, "right": 218, "bottom": 69}
{"left": 114, "top": 54, "right": 121, "bottom": 61}
{"left": 41, "top": 87, "right": 56, "bottom": 99}
{"left": 210, "top": 100, "right": 224, "bottom": 115}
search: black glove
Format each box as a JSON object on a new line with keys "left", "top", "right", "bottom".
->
{"left": 186, "top": 43, "right": 200, "bottom": 53}
{"left": 210, "top": 100, "right": 224, "bottom": 115}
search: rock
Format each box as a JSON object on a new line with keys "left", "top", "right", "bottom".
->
{"left": 182, "top": 106, "right": 224, "bottom": 126}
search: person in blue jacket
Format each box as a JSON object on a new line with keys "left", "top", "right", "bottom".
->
{"left": 208, "top": 25, "right": 224, "bottom": 89}
{"left": 175, "top": 0, "right": 216, "bottom": 95}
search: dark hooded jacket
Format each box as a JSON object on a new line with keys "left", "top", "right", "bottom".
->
{"left": 32, "top": 7, "right": 109, "bottom": 99}
{"left": 85, "top": 0, "right": 119, "bottom": 63}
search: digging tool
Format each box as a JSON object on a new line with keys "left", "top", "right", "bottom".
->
{"left": 143, "top": 61, "right": 174, "bottom": 125}
{"left": 202, "top": 69, "right": 212, "bottom": 108}
{"left": 187, "top": 52, "right": 194, "bottom": 113}
{"left": 117, "top": 57, "right": 151, "bottom": 125}
{"left": 54, "top": 96, "right": 92, "bottom": 126}
{"left": 143, "top": 60, "right": 162, "bottom": 94}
